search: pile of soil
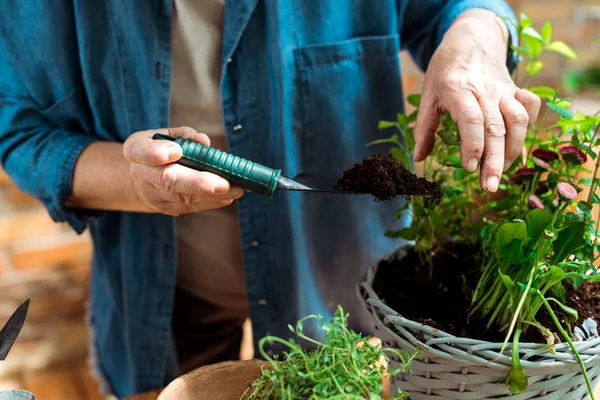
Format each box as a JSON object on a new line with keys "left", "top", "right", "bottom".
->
{"left": 372, "top": 243, "right": 600, "bottom": 343}
{"left": 334, "top": 153, "right": 442, "bottom": 206}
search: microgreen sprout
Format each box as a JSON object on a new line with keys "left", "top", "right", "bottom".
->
{"left": 243, "top": 306, "right": 421, "bottom": 400}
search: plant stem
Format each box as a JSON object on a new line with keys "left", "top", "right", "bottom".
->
{"left": 537, "top": 290, "right": 595, "bottom": 399}
{"left": 586, "top": 123, "right": 600, "bottom": 203}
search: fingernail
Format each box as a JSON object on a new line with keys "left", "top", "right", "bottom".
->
{"left": 467, "top": 158, "right": 479, "bottom": 172}
{"left": 413, "top": 144, "right": 421, "bottom": 161}
{"left": 487, "top": 176, "right": 499, "bottom": 192}
{"left": 213, "top": 180, "right": 230, "bottom": 194}
{"left": 166, "top": 145, "right": 181, "bottom": 160}
{"left": 228, "top": 187, "right": 245, "bottom": 197}
{"left": 503, "top": 159, "right": 512, "bottom": 172}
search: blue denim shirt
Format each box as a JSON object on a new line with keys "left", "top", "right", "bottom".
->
{"left": 0, "top": 1, "right": 517, "bottom": 397}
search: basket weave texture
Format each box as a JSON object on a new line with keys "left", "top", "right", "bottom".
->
{"left": 357, "top": 245, "right": 600, "bottom": 400}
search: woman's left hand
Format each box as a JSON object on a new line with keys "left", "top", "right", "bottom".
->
{"left": 413, "top": 9, "right": 541, "bottom": 194}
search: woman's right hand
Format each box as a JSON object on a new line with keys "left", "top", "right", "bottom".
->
{"left": 123, "top": 126, "right": 244, "bottom": 216}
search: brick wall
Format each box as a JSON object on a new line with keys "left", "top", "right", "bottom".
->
{"left": 0, "top": 169, "right": 93, "bottom": 380}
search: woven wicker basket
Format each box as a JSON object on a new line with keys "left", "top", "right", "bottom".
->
{"left": 357, "top": 245, "right": 600, "bottom": 400}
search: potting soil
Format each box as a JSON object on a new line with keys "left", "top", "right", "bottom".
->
{"left": 372, "top": 243, "right": 600, "bottom": 343}
{"left": 334, "top": 153, "right": 442, "bottom": 206}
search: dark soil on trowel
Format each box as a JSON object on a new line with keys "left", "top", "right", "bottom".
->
{"left": 334, "top": 153, "right": 442, "bottom": 207}
{"left": 372, "top": 242, "right": 600, "bottom": 344}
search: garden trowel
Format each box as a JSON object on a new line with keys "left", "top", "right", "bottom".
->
{"left": 152, "top": 134, "right": 361, "bottom": 198}
{"left": 0, "top": 299, "right": 30, "bottom": 360}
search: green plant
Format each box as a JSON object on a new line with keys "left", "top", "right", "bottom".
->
{"left": 242, "top": 306, "right": 421, "bottom": 400}
{"left": 373, "top": 14, "right": 600, "bottom": 398}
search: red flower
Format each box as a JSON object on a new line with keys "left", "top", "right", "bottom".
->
{"left": 528, "top": 194, "right": 544, "bottom": 210}
{"left": 510, "top": 167, "right": 536, "bottom": 183}
{"left": 532, "top": 149, "right": 559, "bottom": 161}
{"left": 536, "top": 182, "right": 549, "bottom": 195}
{"left": 557, "top": 182, "right": 578, "bottom": 201}
{"left": 560, "top": 146, "right": 587, "bottom": 165}
{"left": 534, "top": 158, "right": 550, "bottom": 172}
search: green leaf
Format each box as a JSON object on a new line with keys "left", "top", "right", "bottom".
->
{"left": 546, "top": 41, "right": 578, "bottom": 59}
{"left": 407, "top": 110, "right": 418, "bottom": 124}
{"left": 577, "top": 201, "right": 593, "bottom": 220}
{"left": 385, "top": 227, "right": 416, "bottom": 240}
{"left": 414, "top": 237, "right": 432, "bottom": 252}
{"left": 405, "top": 127, "right": 415, "bottom": 153}
{"left": 541, "top": 22, "right": 552, "bottom": 42}
{"left": 546, "top": 102, "right": 573, "bottom": 120}
{"left": 522, "top": 35, "right": 543, "bottom": 59}
{"left": 367, "top": 134, "right": 402, "bottom": 147}
{"left": 591, "top": 193, "right": 600, "bottom": 204}
{"left": 579, "top": 145, "right": 597, "bottom": 160}
{"left": 555, "top": 98, "right": 571, "bottom": 108}
{"left": 547, "top": 298, "right": 578, "bottom": 323}
{"left": 442, "top": 185, "right": 462, "bottom": 198}
{"left": 437, "top": 128, "right": 460, "bottom": 145}
{"left": 378, "top": 120, "right": 397, "bottom": 129}
{"left": 526, "top": 61, "right": 544, "bottom": 76}
{"left": 453, "top": 168, "right": 469, "bottom": 181}
{"left": 530, "top": 86, "right": 558, "bottom": 101}
{"left": 519, "top": 13, "right": 532, "bottom": 29}
{"left": 526, "top": 209, "right": 553, "bottom": 244}
{"left": 547, "top": 172, "right": 558, "bottom": 190}
{"left": 552, "top": 221, "right": 586, "bottom": 264}
{"left": 499, "top": 271, "right": 515, "bottom": 292}
{"left": 407, "top": 94, "right": 421, "bottom": 107}
{"left": 390, "top": 147, "right": 412, "bottom": 173}
{"left": 396, "top": 114, "right": 408, "bottom": 127}
{"left": 496, "top": 221, "right": 527, "bottom": 266}
{"left": 579, "top": 178, "right": 593, "bottom": 186}
{"left": 522, "top": 26, "right": 544, "bottom": 41}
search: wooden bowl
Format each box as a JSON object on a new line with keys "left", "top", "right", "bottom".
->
{"left": 157, "top": 360, "right": 267, "bottom": 400}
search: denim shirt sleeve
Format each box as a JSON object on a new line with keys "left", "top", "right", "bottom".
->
{"left": 401, "top": 0, "right": 519, "bottom": 73}
{"left": 0, "top": 95, "right": 101, "bottom": 234}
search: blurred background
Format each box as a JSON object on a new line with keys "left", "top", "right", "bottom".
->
{"left": 0, "top": 0, "right": 598, "bottom": 399}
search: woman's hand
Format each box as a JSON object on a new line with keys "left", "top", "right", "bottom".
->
{"left": 123, "top": 126, "right": 244, "bottom": 216}
{"left": 413, "top": 9, "right": 541, "bottom": 194}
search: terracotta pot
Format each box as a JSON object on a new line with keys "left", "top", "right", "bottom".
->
{"left": 157, "top": 360, "right": 268, "bottom": 400}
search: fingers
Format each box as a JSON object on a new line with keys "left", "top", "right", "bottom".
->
{"left": 123, "top": 126, "right": 211, "bottom": 166}
{"left": 444, "top": 90, "right": 485, "bottom": 174}
{"left": 515, "top": 88, "right": 541, "bottom": 125}
{"left": 413, "top": 88, "right": 441, "bottom": 162}
{"left": 478, "top": 99, "right": 506, "bottom": 193}
{"left": 145, "top": 190, "right": 241, "bottom": 215}
{"left": 152, "top": 164, "right": 240, "bottom": 196}
{"left": 500, "top": 95, "right": 529, "bottom": 171}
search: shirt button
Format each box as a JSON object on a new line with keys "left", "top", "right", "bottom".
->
{"left": 250, "top": 240, "right": 259, "bottom": 247}
{"left": 233, "top": 124, "right": 243, "bottom": 132}
{"left": 227, "top": 57, "right": 233, "bottom": 63}
{"left": 266, "top": 350, "right": 274, "bottom": 356}
{"left": 257, "top": 299, "right": 268, "bottom": 306}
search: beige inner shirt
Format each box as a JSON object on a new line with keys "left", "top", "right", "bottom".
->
{"left": 170, "top": 0, "right": 247, "bottom": 310}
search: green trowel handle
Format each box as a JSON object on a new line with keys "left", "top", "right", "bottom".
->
{"left": 152, "top": 133, "right": 281, "bottom": 198}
